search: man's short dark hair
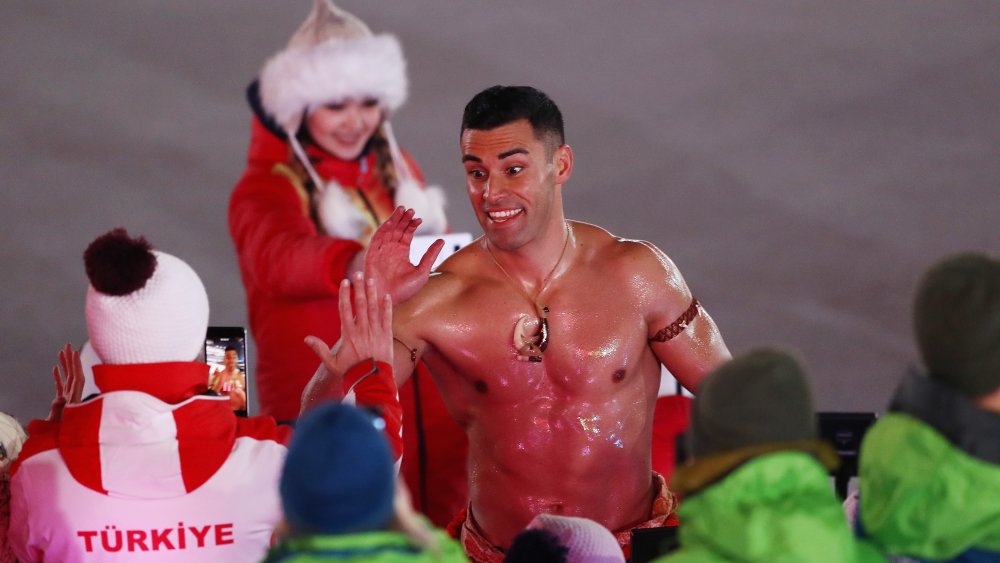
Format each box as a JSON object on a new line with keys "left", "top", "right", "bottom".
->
{"left": 461, "top": 85, "right": 565, "bottom": 153}
{"left": 224, "top": 345, "right": 238, "bottom": 354}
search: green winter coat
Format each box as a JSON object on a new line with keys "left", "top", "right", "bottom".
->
{"left": 859, "top": 412, "right": 1000, "bottom": 561}
{"left": 657, "top": 452, "right": 883, "bottom": 563}
{"left": 261, "top": 528, "right": 468, "bottom": 562}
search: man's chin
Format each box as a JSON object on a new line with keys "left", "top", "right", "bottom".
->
{"left": 483, "top": 232, "right": 527, "bottom": 252}
{"left": 480, "top": 214, "right": 530, "bottom": 248}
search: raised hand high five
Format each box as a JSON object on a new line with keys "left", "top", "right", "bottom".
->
{"left": 365, "top": 207, "right": 444, "bottom": 305}
{"left": 301, "top": 272, "right": 393, "bottom": 412}
{"left": 47, "top": 343, "right": 84, "bottom": 422}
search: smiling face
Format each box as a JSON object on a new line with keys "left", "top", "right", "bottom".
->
{"left": 461, "top": 119, "right": 573, "bottom": 251}
{"left": 223, "top": 349, "right": 239, "bottom": 371}
{"left": 305, "top": 98, "right": 383, "bottom": 160}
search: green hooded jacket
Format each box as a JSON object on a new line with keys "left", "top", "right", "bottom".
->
{"left": 261, "top": 528, "right": 468, "bottom": 562}
{"left": 859, "top": 413, "right": 1000, "bottom": 561}
{"left": 657, "top": 452, "right": 883, "bottom": 562}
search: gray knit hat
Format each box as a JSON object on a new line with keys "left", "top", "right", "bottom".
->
{"left": 673, "top": 348, "right": 838, "bottom": 494}
{"left": 914, "top": 253, "right": 1000, "bottom": 398}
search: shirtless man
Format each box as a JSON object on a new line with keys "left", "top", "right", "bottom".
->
{"left": 308, "top": 85, "right": 731, "bottom": 560}
{"left": 209, "top": 346, "right": 247, "bottom": 411}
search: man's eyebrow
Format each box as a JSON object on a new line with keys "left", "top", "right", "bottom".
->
{"left": 461, "top": 148, "right": 529, "bottom": 163}
{"left": 498, "top": 148, "right": 529, "bottom": 159}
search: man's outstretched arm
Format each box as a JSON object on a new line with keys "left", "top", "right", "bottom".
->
{"left": 639, "top": 242, "right": 732, "bottom": 393}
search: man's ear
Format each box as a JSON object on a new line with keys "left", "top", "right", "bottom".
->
{"left": 553, "top": 144, "right": 574, "bottom": 185}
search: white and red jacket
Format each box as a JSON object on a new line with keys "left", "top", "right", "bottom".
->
{"left": 8, "top": 362, "right": 291, "bottom": 562}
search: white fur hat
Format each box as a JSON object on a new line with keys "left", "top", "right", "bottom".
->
{"left": 0, "top": 412, "right": 27, "bottom": 470}
{"left": 259, "top": 0, "right": 407, "bottom": 136}
{"left": 84, "top": 229, "right": 209, "bottom": 365}
{"left": 256, "top": 1, "right": 448, "bottom": 237}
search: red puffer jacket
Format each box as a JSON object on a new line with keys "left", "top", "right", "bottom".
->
{"left": 229, "top": 116, "right": 468, "bottom": 526}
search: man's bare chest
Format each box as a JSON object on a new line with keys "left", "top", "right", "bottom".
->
{"left": 421, "top": 279, "right": 653, "bottom": 400}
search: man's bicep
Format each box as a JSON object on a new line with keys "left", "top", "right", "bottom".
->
{"left": 650, "top": 303, "right": 731, "bottom": 393}
{"left": 633, "top": 240, "right": 730, "bottom": 392}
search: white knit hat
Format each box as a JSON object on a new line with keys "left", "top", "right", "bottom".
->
{"left": 0, "top": 412, "right": 27, "bottom": 471}
{"left": 527, "top": 514, "right": 625, "bottom": 563}
{"left": 84, "top": 229, "right": 209, "bottom": 365}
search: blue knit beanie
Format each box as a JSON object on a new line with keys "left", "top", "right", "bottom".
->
{"left": 280, "top": 403, "right": 395, "bottom": 535}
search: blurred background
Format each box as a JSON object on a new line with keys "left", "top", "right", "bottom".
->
{"left": 2, "top": 1, "right": 998, "bottom": 423}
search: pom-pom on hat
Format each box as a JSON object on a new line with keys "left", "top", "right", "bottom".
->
{"left": 84, "top": 228, "right": 209, "bottom": 365}
{"left": 280, "top": 402, "right": 395, "bottom": 535}
{"left": 672, "top": 348, "right": 839, "bottom": 494}
{"left": 914, "top": 253, "right": 1000, "bottom": 398}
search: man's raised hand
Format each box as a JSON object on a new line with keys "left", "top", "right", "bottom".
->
{"left": 365, "top": 207, "right": 444, "bottom": 304}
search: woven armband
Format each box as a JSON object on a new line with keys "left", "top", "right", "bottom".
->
{"left": 650, "top": 298, "right": 701, "bottom": 343}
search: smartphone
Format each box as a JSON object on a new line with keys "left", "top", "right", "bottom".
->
{"left": 204, "top": 326, "right": 250, "bottom": 417}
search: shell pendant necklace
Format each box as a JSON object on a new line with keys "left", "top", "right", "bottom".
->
{"left": 486, "top": 222, "right": 572, "bottom": 362}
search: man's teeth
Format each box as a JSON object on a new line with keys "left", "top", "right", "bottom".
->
{"left": 489, "top": 209, "right": 522, "bottom": 221}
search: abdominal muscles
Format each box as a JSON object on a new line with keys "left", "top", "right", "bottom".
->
{"left": 465, "top": 391, "right": 654, "bottom": 545}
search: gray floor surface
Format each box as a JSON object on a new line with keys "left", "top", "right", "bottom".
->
{"left": 2, "top": 1, "right": 998, "bottom": 424}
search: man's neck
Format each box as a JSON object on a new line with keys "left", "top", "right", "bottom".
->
{"left": 487, "top": 219, "right": 572, "bottom": 291}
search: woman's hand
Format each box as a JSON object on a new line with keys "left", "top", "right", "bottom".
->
{"left": 47, "top": 343, "right": 85, "bottom": 422}
{"left": 365, "top": 207, "right": 443, "bottom": 304}
{"left": 301, "top": 272, "right": 393, "bottom": 411}
{"left": 336, "top": 272, "right": 393, "bottom": 368}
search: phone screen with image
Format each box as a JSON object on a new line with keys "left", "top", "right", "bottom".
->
{"left": 204, "top": 326, "right": 250, "bottom": 417}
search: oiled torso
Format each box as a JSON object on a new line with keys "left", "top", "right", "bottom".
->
{"left": 402, "top": 223, "right": 663, "bottom": 547}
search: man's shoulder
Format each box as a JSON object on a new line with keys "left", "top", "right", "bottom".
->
{"left": 424, "top": 240, "right": 489, "bottom": 292}
{"left": 572, "top": 222, "right": 677, "bottom": 277}
{"left": 397, "top": 242, "right": 489, "bottom": 324}
{"left": 434, "top": 235, "right": 483, "bottom": 270}
{"left": 573, "top": 224, "right": 695, "bottom": 323}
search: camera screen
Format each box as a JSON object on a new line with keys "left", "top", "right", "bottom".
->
{"left": 205, "top": 327, "right": 249, "bottom": 417}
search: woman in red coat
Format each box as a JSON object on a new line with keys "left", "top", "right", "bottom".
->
{"left": 229, "top": 0, "right": 467, "bottom": 526}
